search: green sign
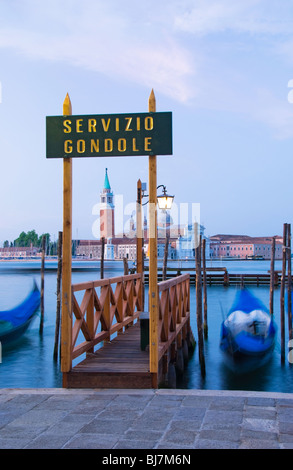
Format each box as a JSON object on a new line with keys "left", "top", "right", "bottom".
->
{"left": 46, "top": 112, "right": 172, "bottom": 158}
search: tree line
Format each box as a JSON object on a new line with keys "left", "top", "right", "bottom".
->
{"left": 3, "top": 230, "right": 58, "bottom": 255}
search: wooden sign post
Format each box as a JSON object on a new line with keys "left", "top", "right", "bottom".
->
{"left": 47, "top": 91, "right": 172, "bottom": 381}
{"left": 148, "top": 90, "right": 158, "bottom": 384}
{"left": 61, "top": 93, "right": 72, "bottom": 373}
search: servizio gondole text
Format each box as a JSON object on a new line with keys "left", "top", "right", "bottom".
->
{"left": 46, "top": 112, "right": 172, "bottom": 158}
{"left": 63, "top": 115, "right": 153, "bottom": 155}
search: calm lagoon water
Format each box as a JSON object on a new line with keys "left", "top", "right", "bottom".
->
{"left": 1, "top": 258, "right": 293, "bottom": 393}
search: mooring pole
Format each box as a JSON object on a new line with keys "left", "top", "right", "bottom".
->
{"left": 269, "top": 236, "right": 275, "bottom": 316}
{"left": 39, "top": 234, "right": 45, "bottom": 335}
{"left": 280, "top": 223, "right": 287, "bottom": 364}
{"left": 61, "top": 93, "right": 73, "bottom": 374}
{"left": 101, "top": 237, "right": 105, "bottom": 279}
{"left": 148, "top": 89, "right": 158, "bottom": 387}
{"left": 195, "top": 223, "right": 205, "bottom": 378}
{"left": 287, "top": 224, "right": 292, "bottom": 342}
{"left": 53, "top": 231, "right": 62, "bottom": 361}
{"left": 202, "top": 238, "right": 208, "bottom": 339}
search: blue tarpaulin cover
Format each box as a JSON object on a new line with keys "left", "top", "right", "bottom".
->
{"left": 0, "top": 282, "right": 40, "bottom": 328}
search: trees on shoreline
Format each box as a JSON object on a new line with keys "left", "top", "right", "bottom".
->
{"left": 3, "top": 230, "right": 57, "bottom": 255}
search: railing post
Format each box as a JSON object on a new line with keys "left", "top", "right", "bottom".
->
{"left": 87, "top": 288, "right": 94, "bottom": 354}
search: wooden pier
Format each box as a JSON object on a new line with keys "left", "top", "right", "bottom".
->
{"left": 144, "top": 268, "right": 283, "bottom": 287}
{"left": 62, "top": 273, "right": 193, "bottom": 389}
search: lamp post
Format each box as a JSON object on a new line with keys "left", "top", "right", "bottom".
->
{"left": 140, "top": 178, "right": 174, "bottom": 383}
{"left": 141, "top": 184, "right": 174, "bottom": 210}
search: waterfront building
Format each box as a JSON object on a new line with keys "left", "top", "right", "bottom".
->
{"left": 0, "top": 246, "right": 39, "bottom": 258}
{"left": 175, "top": 224, "right": 207, "bottom": 259}
{"left": 75, "top": 168, "right": 203, "bottom": 261}
{"left": 209, "top": 234, "right": 283, "bottom": 260}
{"left": 100, "top": 168, "right": 115, "bottom": 240}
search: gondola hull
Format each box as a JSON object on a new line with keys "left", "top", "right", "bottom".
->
{"left": 220, "top": 288, "right": 277, "bottom": 373}
{"left": 0, "top": 283, "right": 40, "bottom": 345}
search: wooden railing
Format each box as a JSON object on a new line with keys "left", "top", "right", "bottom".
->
{"left": 68, "top": 273, "right": 143, "bottom": 365}
{"left": 157, "top": 273, "right": 190, "bottom": 360}
{"left": 62, "top": 271, "right": 191, "bottom": 382}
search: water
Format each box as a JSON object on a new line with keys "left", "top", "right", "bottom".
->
{"left": 0, "top": 259, "right": 292, "bottom": 392}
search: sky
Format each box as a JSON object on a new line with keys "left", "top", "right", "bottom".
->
{"left": 1, "top": 0, "right": 293, "bottom": 244}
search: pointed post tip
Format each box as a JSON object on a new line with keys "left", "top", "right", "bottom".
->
{"left": 148, "top": 89, "right": 156, "bottom": 112}
{"left": 63, "top": 92, "right": 72, "bottom": 115}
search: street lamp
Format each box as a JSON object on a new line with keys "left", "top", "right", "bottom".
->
{"left": 156, "top": 185, "right": 174, "bottom": 211}
{"left": 141, "top": 183, "right": 174, "bottom": 210}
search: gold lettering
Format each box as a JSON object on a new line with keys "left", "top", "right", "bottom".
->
{"left": 63, "top": 120, "right": 72, "bottom": 133}
{"left": 77, "top": 139, "right": 85, "bottom": 153}
{"left": 76, "top": 119, "right": 83, "bottom": 133}
{"left": 115, "top": 118, "right": 119, "bottom": 131}
{"left": 105, "top": 139, "right": 113, "bottom": 152}
{"left": 88, "top": 119, "right": 97, "bottom": 133}
{"left": 125, "top": 117, "right": 132, "bottom": 131}
{"left": 91, "top": 139, "right": 99, "bottom": 152}
{"left": 144, "top": 137, "right": 152, "bottom": 152}
{"left": 145, "top": 116, "right": 153, "bottom": 130}
{"left": 132, "top": 138, "right": 139, "bottom": 151}
{"left": 101, "top": 118, "right": 111, "bottom": 132}
{"left": 136, "top": 117, "right": 141, "bottom": 131}
{"left": 64, "top": 140, "right": 73, "bottom": 153}
{"left": 118, "top": 138, "right": 126, "bottom": 152}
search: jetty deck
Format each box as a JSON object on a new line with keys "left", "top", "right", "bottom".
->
{"left": 63, "top": 322, "right": 152, "bottom": 389}
{"left": 61, "top": 273, "right": 193, "bottom": 389}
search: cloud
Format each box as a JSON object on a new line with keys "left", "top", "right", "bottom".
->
{"left": 173, "top": 0, "right": 293, "bottom": 35}
{"left": 1, "top": 0, "right": 293, "bottom": 137}
{"left": 0, "top": 0, "right": 195, "bottom": 102}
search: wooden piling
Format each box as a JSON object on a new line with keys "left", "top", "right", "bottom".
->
{"left": 53, "top": 231, "right": 62, "bottom": 361}
{"left": 123, "top": 257, "right": 129, "bottom": 275}
{"left": 136, "top": 179, "right": 143, "bottom": 275}
{"left": 101, "top": 237, "right": 105, "bottom": 279}
{"left": 202, "top": 238, "right": 208, "bottom": 339}
{"left": 39, "top": 234, "right": 45, "bottom": 335}
{"left": 162, "top": 232, "right": 170, "bottom": 281}
{"left": 269, "top": 236, "right": 275, "bottom": 315}
{"left": 287, "top": 224, "right": 292, "bottom": 341}
{"left": 280, "top": 223, "right": 287, "bottom": 363}
{"left": 195, "top": 224, "right": 205, "bottom": 378}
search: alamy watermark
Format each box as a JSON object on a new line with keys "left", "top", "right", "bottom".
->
{"left": 288, "top": 79, "right": 293, "bottom": 103}
{"left": 91, "top": 195, "right": 201, "bottom": 243}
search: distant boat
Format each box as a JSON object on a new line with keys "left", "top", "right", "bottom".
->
{"left": 0, "top": 282, "right": 40, "bottom": 345}
{"left": 220, "top": 288, "right": 277, "bottom": 372}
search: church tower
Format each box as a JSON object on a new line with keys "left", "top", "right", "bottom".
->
{"left": 100, "top": 168, "right": 115, "bottom": 240}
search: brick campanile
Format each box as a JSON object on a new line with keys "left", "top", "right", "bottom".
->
{"left": 100, "top": 168, "right": 115, "bottom": 240}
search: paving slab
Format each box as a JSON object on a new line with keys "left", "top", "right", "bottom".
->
{"left": 0, "top": 388, "right": 293, "bottom": 449}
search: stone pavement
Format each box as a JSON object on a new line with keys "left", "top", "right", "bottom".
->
{"left": 0, "top": 388, "right": 293, "bottom": 449}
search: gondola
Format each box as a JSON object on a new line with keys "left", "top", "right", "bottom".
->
{"left": 220, "top": 288, "right": 277, "bottom": 372}
{"left": 0, "top": 282, "right": 40, "bottom": 345}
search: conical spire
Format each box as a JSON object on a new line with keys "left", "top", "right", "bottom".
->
{"left": 104, "top": 168, "right": 111, "bottom": 190}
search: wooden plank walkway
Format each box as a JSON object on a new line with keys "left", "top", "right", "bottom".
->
{"left": 63, "top": 322, "right": 153, "bottom": 389}
{"left": 144, "top": 272, "right": 283, "bottom": 286}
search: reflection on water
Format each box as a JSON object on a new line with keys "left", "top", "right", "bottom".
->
{"left": 0, "top": 260, "right": 292, "bottom": 391}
